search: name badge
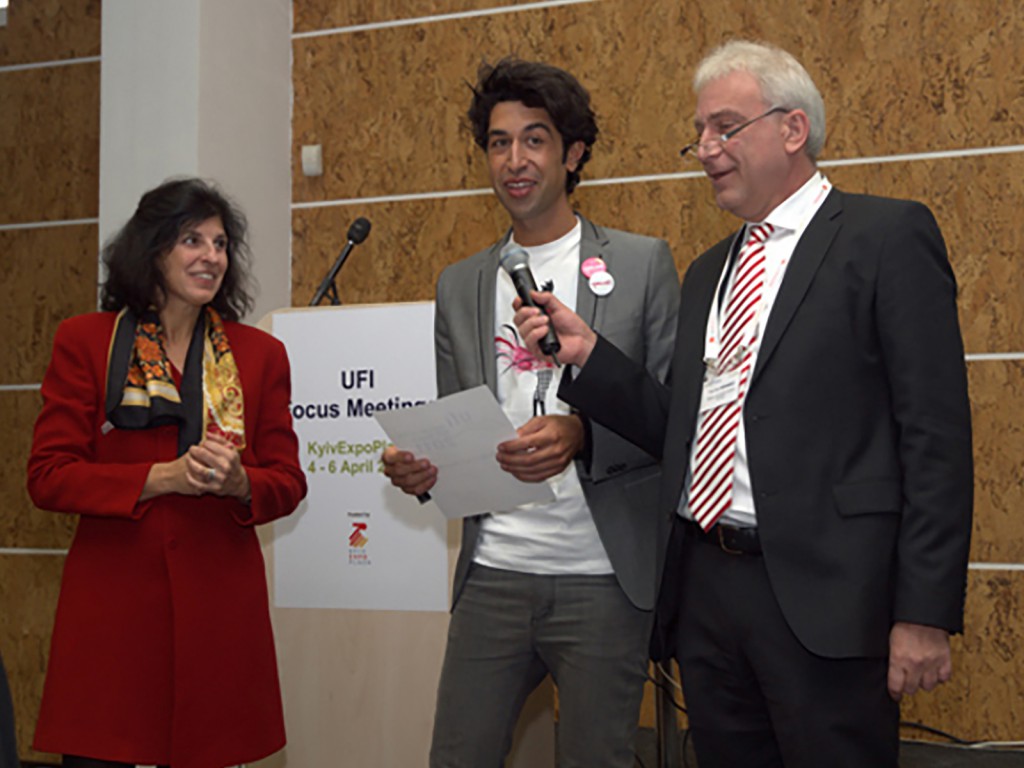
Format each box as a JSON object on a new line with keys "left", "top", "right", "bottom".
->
{"left": 701, "top": 369, "right": 741, "bottom": 412}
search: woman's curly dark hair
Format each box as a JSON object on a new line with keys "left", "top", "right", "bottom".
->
{"left": 467, "top": 58, "right": 599, "bottom": 194}
{"left": 100, "top": 177, "right": 254, "bottom": 321}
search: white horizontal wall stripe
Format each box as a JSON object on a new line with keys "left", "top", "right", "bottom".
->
{"left": 819, "top": 144, "right": 1024, "bottom": 167}
{"left": 292, "top": 186, "right": 492, "bottom": 209}
{"left": 292, "top": 144, "right": 1024, "bottom": 208}
{"left": 0, "top": 548, "right": 68, "bottom": 556}
{"left": 0, "top": 217, "right": 99, "bottom": 231}
{"left": 0, "top": 384, "right": 42, "bottom": 392}
{"left": 0, "top": 54, "right": 101, "bottom": 73}
{"left": 580, "top": 170, "right": 705, "bottom": 187}
{"left": 965, "top": 353, "right": 1024, "bottom": 362}
{"left": 969, "top": 563, "right": 1024, "bottom": 572}
{"left": 574, "top": 143, "right": 1024, "bottom": 183}
{"left": 292, "top": 0, "right": 598, "bottom": 38}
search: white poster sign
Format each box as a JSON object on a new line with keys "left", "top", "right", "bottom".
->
{"left": 271, "top": 303, "right": 448, "bottom": 611}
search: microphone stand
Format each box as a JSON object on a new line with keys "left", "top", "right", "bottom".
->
{"left": 309, "top": 239, "right": 356, "bottom": 306}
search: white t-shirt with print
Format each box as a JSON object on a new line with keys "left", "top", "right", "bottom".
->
{"left": 473, "top": 218, "right": 614, "bottom": 575}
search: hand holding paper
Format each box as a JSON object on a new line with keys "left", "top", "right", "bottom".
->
{"left": 374, "top": 386, "right": 555, "bottom": 519}
{"left": 381, "top": 446, "right": 437, "bottom": 497}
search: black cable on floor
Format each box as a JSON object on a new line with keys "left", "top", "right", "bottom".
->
{"left": 900, "top": 719, "right": 972, "bottom": 745}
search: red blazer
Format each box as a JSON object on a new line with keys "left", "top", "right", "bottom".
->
{"left": 27, "top": 312, "right": 307, "bottom": 768}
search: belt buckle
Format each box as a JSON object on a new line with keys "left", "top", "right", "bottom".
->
{"left": 716, "top": 525, "right": 744, "bottom": 555}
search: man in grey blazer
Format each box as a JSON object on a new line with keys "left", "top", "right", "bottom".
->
{"left": 382, "top": 59, "right": 678, "bottom": 767}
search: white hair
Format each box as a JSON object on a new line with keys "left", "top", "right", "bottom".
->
{"left": 694, "top": 40, "right": 826, "bottom": 160}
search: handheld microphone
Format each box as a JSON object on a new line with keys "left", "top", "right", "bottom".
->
{"left": 310, "top": 217, "right": 372, "bottom": 306}
{"left": 499, "top": 243, "right": 561, "bottom": 365}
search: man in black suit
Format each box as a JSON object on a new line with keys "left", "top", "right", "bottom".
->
{"left": 514, "top": 40, "right": 973, "bottom": 768}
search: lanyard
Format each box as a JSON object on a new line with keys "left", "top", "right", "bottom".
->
{"left": 702, "top": 230, "right": 771, "bottom": 373}
{"left": 702, "top": 177, "right": 833, "bottom": 374}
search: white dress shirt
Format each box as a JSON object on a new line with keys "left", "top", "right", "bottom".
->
{"left": 682, "top": 172, "right": 833, "bottom": 528}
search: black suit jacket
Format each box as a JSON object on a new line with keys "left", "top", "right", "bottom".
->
{"left": 563, "top": 189, "right": 973, "bottom": 659}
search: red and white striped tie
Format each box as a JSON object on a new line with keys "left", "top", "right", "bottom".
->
{"left": 688, "top": 223, "right": 773, "bottom": 531}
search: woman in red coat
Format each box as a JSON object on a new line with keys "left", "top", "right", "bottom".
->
{"left": 27, "top": 178, "right": 307, "bottom": 768}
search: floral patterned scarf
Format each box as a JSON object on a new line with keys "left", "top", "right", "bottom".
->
{"left": 105, "top": 307, "right": 246, "bottom": 456}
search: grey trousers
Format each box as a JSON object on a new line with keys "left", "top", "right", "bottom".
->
{"left": 429, "top": 564, "right": 652, "bottom": 768}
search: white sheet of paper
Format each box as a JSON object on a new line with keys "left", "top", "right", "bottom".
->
{"left": 374, "top": 385, "right": 555, "bottom": 519}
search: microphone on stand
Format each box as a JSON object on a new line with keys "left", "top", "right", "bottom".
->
{"left": 499, "top": 243, "right": 561, "bottom": 366}
{"left": 310, "top": 217, "right": 372, "bottom": 306}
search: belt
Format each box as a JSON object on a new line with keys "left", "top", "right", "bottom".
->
{"left": 682, "top": 518, "right": 762, "bottom": 556}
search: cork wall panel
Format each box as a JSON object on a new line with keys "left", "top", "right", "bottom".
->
{"left": 0, "top": 391, "right": 77, "bottom": 551}
{"left": 900, "top": 570, "right": 1024, "bottom": 742}
{"left": 291, "top": 0, "right": 691, "bottom": 204}
{"left": 573, "top": 180, "right": 736, "bottom": 274}
{"left": 294, "top": 0, "right": 532, "bottom": 32}
{"left": 0, "top": 225, "right": 99, "bottom": 384}
{"left": 287, "top": 182, "right": 700, "bottom": 313}
{"left": 793, "top": 0, "right": 1024, "bottom": 160}
{"left": 825, "top": 154, "right": 1024, "bottom": 355}
{"left": 292, "top": 0, "right": 1023, "bottom": 205}
{"left": 967, "top": 360, "right": 1024, "bottom": 564}
{"left": 292, "top": 194, "right": 509, "bottom": 306}
{"left": 592, "top": 0, "right": 1024, "bottom": 163}
{"left": 291, "top": 178, "right": 738, "bottom": 308}
{"left": 0, "top": 554, "right": 64, "bottom": 763}
{"left": 0, "top": 62, "right": 100, "bottom": 224}
{"left": 293, "top": 148, "right": 1024, "bottom": 357}
{"left": 0, "top": 0, "right": 100, "bottom": 67}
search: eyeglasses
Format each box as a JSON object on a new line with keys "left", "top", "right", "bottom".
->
{"left": 679, "top": 106, "right": 790, "bottom": 162}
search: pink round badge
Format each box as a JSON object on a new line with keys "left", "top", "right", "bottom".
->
{"left": 581, "top": 257, "right": 607, "bottom": 278}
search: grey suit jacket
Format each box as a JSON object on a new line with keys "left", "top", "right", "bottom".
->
{"left": 434, "top": 215, "right": 679, "bottom": 610}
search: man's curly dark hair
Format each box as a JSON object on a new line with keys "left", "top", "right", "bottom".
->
{"left": 467, "top": 58, "right": 599, "bottom": 194}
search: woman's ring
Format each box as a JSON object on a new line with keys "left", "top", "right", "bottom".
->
{"left": 207, "top": 467, "right": 216, "bottom": 483}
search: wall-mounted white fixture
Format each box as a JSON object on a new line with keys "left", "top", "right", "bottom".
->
{"left": 301, "top": 144, "right": 323, "bottom": 177}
